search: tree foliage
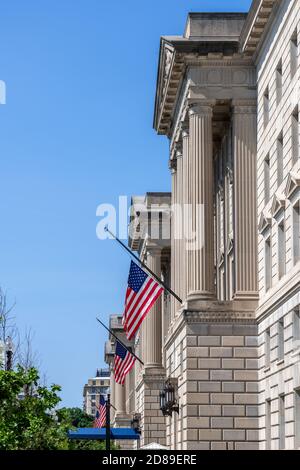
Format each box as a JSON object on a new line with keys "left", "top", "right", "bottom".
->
{"left": 0, "top": 367, "right": 69, "bottom": 450}
{"left": 58, "top": 407, "right": 118, "bottom": 450}
{"left": 0, "top": 370, "right": 116, "bottom": 450}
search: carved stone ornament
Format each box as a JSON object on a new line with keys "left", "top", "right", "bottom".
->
{"left": 163, "top": 47, "right": 174, "bottom": 95}
{"left": 270, "top": 193, "right": 286, "bottom": 217}
{"left": 258, "top": 212, "right": 272, "bottom": 233}
{"left": 285, "top": 171, "right": 300, "bottom": 199}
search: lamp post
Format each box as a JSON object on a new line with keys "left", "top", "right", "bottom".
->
{"left": 5, "top": 336, "right": 13, "bottom": 371}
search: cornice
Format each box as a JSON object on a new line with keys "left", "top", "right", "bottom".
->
{"left": 154, "top": 38, "right": 256, "bottom": 136}
{"left": 240, "top": 0, "right": 278, "bottom": 57}
{"left": 185, "top": 56, "right": 254, "bottom": 67}
{"left": 164, "top": 305, "right": 257, "bottom": 350}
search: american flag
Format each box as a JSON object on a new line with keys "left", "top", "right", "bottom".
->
{"left": 93, "top": 395, "right": 106, "bottom": 428}
{"left": 123, "top": 261, "right": 163, "bottom": 340}
{"left": 114, "top": 340, "right": 136, "bottom": 385}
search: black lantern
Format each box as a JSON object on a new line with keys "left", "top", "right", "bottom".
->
{"left": 159, "top": 380, "right": 179, "bottom": 416}
{"left": 159, "top": 390, "right": 169, "bottom": 416}
{"left": 131, "top": 413, "right": 141, "bottom": 434}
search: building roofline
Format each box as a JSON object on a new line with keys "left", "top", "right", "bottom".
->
{"left": 240, "top": 0, "right": 278, "bottom": 56}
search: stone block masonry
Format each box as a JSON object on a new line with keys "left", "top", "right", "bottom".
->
{"left": 168, "top": 318, "right": 259, "bottom": 450}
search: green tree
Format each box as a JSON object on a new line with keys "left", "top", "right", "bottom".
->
{"left": 59, "top": 407, "right": 94, "bottom": 428}
{"left": 0, "top": 368, "right": 118, "bottom": 450}
{"left": 0, "top": 367, "right": 69, "bottom": 450}
{"left": 58, "top": 407, "right": 119, "bottom": 450}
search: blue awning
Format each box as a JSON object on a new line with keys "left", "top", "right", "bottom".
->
{"left": 68, "top": 428, "right": 140, "bottom": 440}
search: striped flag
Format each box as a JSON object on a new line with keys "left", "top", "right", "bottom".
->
{"left": 122, "top": 261, "right": 163, "bottom": 340}
{"left": 114, "top": 340, "right": 136, "bottom": 385}
{"left": 93, "top": 395, "right": 106, "bottom": 428}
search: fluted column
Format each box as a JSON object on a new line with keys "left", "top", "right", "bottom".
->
{"left": 182, "top": 128, "right": 189, "bottom": 302}
{"left": 175, "top": 145, "right": 183, "bottom": 308}
{"left": 170, "top": 158, "right": 177, "bottom": 321}
{"left": 142, "top": 248, "right": 163, "bottom": 369}
{"left": 232, "top": 102, "right": 258, "bottom": 300}
{"left": 129, "top": 365, "right": 135, "bottom": 413}
{"left": 187, "top": 102, "right": 215, "bottom": 300}
{"left": 125, "top": 373, "right": 130, "bottom": 414}
{"left": 114, "top": 380, "right": 126, "bottom": 415}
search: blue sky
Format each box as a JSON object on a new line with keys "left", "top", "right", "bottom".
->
{"left": 0, "top": 0, "right": 252, "bottom": 407}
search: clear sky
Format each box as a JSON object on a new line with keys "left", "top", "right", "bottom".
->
{"left": 0, "top": 0, "right": 252, "bottom": 407}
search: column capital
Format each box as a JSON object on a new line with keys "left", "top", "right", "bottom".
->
{"left": 188, "top": 100, "right": 216, "bottom": 117}
{"left": 145, "top": 244, "right": 162, "bottom": 258}
{"left": 170, "top": 139, "right": 182, "bottom": 162}
{"left": 232, "top": 100, "right": 257, "bottom": 115}
{"left": 168, "top": 157, "right": 177, "bottom": 173}
{"left": 174, "top": 140, "right": 183, "bottom": 158}
{"left": 181, "top": 122, "right": 189, "bottom": 139}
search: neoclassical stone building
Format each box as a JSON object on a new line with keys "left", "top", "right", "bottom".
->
{"left": 105, "top": 0, "right": 300, "bottom": 450}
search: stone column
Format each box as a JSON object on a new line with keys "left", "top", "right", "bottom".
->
{"left": 142, "top": 247, "right": 163, "bottom": 369}
{"left": 176, "top": 145, "right": 184, "bottom": 305}
{"left": 170, "top": 157, "right": 177, "bottom": 322}
{"left": 125, "top": 373, "right": 130, "bottom": 414}
{"left": 232, "top": 102, "right": 258, "bottom": 300}
{"left": 182, "top": 127, "right": 189, "bottom": 302}
{"left": 114, "top": 381, "right": 126, "bottom": 415}
{"left": 187, "top": 102, "right": 216, "bottom": 301}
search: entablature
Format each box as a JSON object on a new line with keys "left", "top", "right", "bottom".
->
{"left": 154, "top": 45, "right": 256, "bottom": 138}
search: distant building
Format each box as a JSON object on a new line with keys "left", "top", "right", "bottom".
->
{"left": 83, "top": 368, "right": 110, "bottom": 417}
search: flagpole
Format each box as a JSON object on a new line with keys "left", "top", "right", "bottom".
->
{"left": 96, "top": 317, "right": 144, "bottom": 366}
{"left": 106, "top": 393, "right": 111, "bottom": 451}
{"left": 104, "top": 226, "right": 183, "bottom": 304}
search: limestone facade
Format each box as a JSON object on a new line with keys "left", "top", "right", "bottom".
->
{"left": 104, "top": 1, "right": 300, "bottom": 450}
{"left": 240, "top": 0, "right": 300, "bottom": 451}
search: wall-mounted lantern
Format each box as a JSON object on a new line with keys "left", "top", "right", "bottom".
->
{"left": 159, "top": 379, "right": 179, "bottom": 416}
{"left": 131, "top": 413, "right": 142, "bottom": 434}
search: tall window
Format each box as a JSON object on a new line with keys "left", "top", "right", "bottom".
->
{"left": 264, "top": 87, "right": 270, "bottom": 128}
{"left": 277, "top": 133, "right": 284, "bottom": 186}
{"left": 264, "top": 154, "right": 270, "bottom": 204}
{"left": 291, "top": 29, "right": 298, "bottom": 79}
{"left": 278, "top": 220, "right": 286, "bottom": 279}
{"left": 292, "top": 106, "right": 299, "bottom": 165}
{"left": 266, "top": 399, "right": 272, "bottom": 450}
{"left": 279, "top": 395, "right": 285, "bottom": 450}
{"left": 276, "top": 60, "right": 283, "bottom": 104}
{"left": 265, "top": 236, "right": 272, "bottom": 291}
{"left": 293, "top": 201, "right": 300, "bottom": 265}
{"left": 278, "top": 319, "right": 284, "bottom": 361}
{"left": 296, "top": 389, "right": 300, "bottom": 449}
{"left": 265, "top": 328, "right": 271, "bottom": 367}
{"left": 293, "top": 308, "right": 300, "bottom": 351}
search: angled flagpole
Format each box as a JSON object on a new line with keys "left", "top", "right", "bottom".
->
{"left": 96, "top": 317, "right": 144, "bottom": 366}
{"left": 104, "top": 226, "right": 182, "bottom": 304}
